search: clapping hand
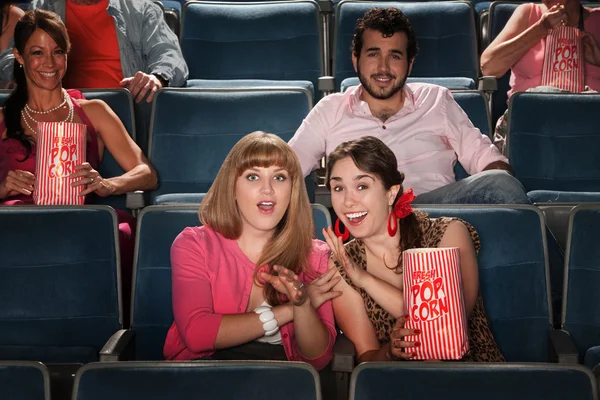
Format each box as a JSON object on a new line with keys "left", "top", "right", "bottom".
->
{"left": 260, "top": 265, "right": 307, "bottom": 306}
{"left": 322, "top": 226, "right": 370, "bottom": 288}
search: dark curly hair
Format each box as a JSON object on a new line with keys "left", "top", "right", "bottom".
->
{"left": 351, "top": 7, "right": 419, "bottom": 62}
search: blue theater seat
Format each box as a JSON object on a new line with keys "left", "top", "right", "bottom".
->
{"left": 350, "top": 363, "right": 598, "bottom": 400}
{"left": 181, "top": 1, "right": 323, "bottom": 97}
{"left": 74, "top": 361, "right": 321, "bottom": 400}
{"left": 560, "top": 205, "right": 600, "bottom": 369}
{"left": 334, "top": 1, "right": 479, "bottom": 91}
{"left": 148, "top": 88, "right": 312, "bottom": 203}
{"left": 507, "top": 92, "right": 600, "bottom": 194}
{"left": 0, "top": 206, "right": 121, "bottom": 363}
{"left": 0, "top": 361, "right": 49, "bottom": 400}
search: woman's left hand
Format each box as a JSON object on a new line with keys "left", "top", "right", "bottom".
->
{"left": 582, "top": 32, "right": 600, "bottom": 67}
{"left": 70, "top": 162, "right": 115, "bottom": 197}
{"left": 259, "top": 265, "right": 307, "bottom": 307}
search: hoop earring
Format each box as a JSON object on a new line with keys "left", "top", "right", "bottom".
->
{"left": 387, "top": 212, "right": 398, "bottom": 237}
{"left": 334, "top": 218, "right": 350, "bottom": 241}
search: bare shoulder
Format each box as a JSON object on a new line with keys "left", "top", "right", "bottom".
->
{"left": 439, "top": 220, "right": 473, "bottom": 246}
{"left": 77, "top": 99, "right": 114, "bottom": 119}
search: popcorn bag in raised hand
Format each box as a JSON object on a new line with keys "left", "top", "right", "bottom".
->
{"left": 403, "top": 247, "right": 469, "bottom": 360}
{"left": 33, "top": 122, "right": 87, "bottom": 205}
{"left": 541, "top": 26, "right": 585, "bottom": 93}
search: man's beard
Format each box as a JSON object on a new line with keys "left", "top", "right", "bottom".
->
{"left": 357, "top": 63, "right": 407, "bottom": 100}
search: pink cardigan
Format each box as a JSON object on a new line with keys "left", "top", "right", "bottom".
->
{"left": 163, "top": 225, "right": 336, "bottom": 371}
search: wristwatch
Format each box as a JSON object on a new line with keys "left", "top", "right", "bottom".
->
{"left": 153, "top": 73, "right": 169, "bottom": 88}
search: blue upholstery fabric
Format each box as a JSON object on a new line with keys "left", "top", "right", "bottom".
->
{"left": 181, "top": 1, "right": 322, "bottom": 94}
{"left": 132, "top": 206, "right": 201, "bottom": 360}
{"left": 339, "top": 76, "right": 476, "bottom": 92}
{"left": 0, "top": 362, "right": 49, "bottom": 400}
{"left": 0, "top": 207, "right": 121, "bottom": 363}
{"left": 148, "top": 88, "right": 311, "bottom": 202}
{"left": 350, "top": 363, "right": 597, "bottom": 400}
{"left": 563, "top": 206, "right": 600, "bottom": 362}
{"left": 488, "top": 1, "right": 519, "bottom": 124}
{"left": 74, "top": 362, "right": 320, "bottom": 400}
{"left": 186, "top": 79, "right": 314, "bottom": 97}
{"left": 420, "top": 206, "right": 551, "bottom": 361}
{"left": 312, "top": 204, "right": 331, "bottom": 241}
{"left": 507, "top": 93, "right": 600, "bottom": 192}
{"left": 334, "top": 1, "right": 479, "bottom": 91}
{"left": 584, "top": 345, "right": 600, "bottom": 371}
{"left": 474, "top": 1, "right": 493, "bottom": 13}
{"left": 79, "top": 90, "right": 136, "bottom": 211}
{"left": 528, "top": 190, "right": 600, "bottom": 204}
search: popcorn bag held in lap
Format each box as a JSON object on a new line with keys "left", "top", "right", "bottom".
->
{"left": 403, "top": 247, "right": 469, "bottom": 360}
{"left": 33, "top": 122, "right": 87, "bottom": 205}
{"left": 541, "top": 26, "right": 584, "bottom": 92}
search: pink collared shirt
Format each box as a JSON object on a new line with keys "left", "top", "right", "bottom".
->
{"left": 163, "top": 225, "right": 336, "bottom": 371}
{"left": 289, "top": 83, "right": 508, "bottom": 196}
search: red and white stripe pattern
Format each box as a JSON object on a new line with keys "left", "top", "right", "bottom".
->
{"left": 33, "top": 122, "right": 87, "bottom": 205}
{"left": 403, "top": 247, "right": 469, "bottom": 360}
{"left": 541, "top": 26, "right": 584, "bottom": 93}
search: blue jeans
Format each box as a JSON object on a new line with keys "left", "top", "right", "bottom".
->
{"left": 414, "top": 170, "right": 531, "bottom": 205}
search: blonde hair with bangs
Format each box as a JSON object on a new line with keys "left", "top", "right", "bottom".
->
{"left": 200, "top": 131, "right": 315, "bottom": 306}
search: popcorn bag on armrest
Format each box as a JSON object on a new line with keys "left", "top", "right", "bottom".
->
{"left": 403, "top": 247, "right": 469, "bottom": 360}
{"left": 33, "top": 122, "right": 87, "bottom": 205}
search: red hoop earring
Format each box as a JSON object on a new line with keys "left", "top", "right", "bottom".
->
{"left": 334, "top": 219, "right": 350, "bottom": 241}
{"left": 387, "top": 212, "right": 398, "bottom": 237}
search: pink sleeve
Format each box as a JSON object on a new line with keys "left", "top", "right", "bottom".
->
{"left": 444, "top": 90, "right": 509, "bottom": 174}
{"left": 294, "top": 244, "right": 337, "bottom": 370}
{"left": 288, "top": 100, "right": 330, "bottom": 178}
{"left": 170, "top": 228, "right": 223, "bottom": 353}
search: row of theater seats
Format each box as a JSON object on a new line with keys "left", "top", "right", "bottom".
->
{"left": 3, "top": 87, "right": 596, "bottom": 207}
{"left": 1, "top": 204, "right": 599, "bottom": 397}
{"left": 0, "top": 360, "right": 597, "bottom": 400}
{"left": 170, "top": 0, "right": 596, "bottom": 123}
{"left": 12, "top": 0, "right": 600, "bottom": 122}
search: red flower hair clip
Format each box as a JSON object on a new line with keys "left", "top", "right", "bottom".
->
{"left": 388, "top": 188, "right": 416, "bottom": 236}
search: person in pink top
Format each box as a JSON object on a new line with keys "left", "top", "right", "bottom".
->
{"left": 289, "top": 8, "right": 528, "bottom": 205}
{"left": 481, "top": 0, "right": 600, "bottom": 150}
{"left": 163, "top": 132, "right": 338, "bottom": 374}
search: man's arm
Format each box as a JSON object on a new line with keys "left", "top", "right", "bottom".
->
{"left": 483, "top": 160, "right": 513, "bottom": 174}
{"left": 141, "top": 1, "right": 189, "bottom": 87}
{"left": 443, "top": 89, "right": 510, "bottom": 174}
{"left": 288, "top": 98, "right": 333, "bottom": 178}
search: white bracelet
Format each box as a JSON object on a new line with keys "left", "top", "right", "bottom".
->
{"left": 254, "top": 305, "right": 279, "bottom": 336}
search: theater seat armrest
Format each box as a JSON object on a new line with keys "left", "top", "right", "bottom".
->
{"left": 332, "top": 333, "right": 355, "bottom": 373}
{"left": 318, "top": 76, "right": 335, "bottom": 94}
{"left": 100, "top": 329, "right": 135, "bottom": 361}
{"left": 549, "top": 329, "right": 579, "bottom": 364}
{"left": 126, "top": 190, "right": 145, "bottom": 210}
{"left": 585, "top": 345, "right": 600, "bottom": 371}
{"left": 478, "top": 76, "right": 497, "bottom": 92}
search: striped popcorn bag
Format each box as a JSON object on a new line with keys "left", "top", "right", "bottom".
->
{"left": 402, "top": 247, "right": 469, "bottom": 360}
{"left": 541, "top": 25, "right": 585, "bottom": 92}
{"left": 33, "top": 122, "right": 87, "bottom": 205}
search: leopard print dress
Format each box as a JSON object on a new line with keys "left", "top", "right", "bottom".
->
{"left": 336, "top": 217, "right": 505, "bottom": 362}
